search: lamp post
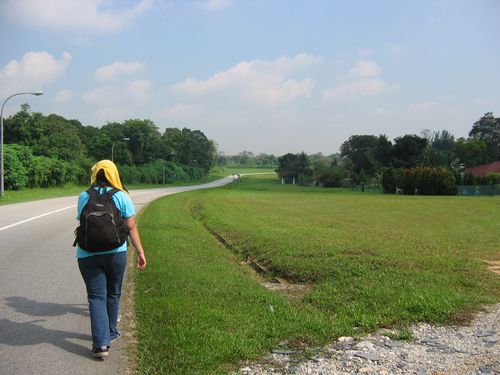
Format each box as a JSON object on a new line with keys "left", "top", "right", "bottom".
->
{"left": 1, "top": 91, "right": 44, "bottom": 198}
{"left": 111, "top": 137, "right": 130, "bottom": 162}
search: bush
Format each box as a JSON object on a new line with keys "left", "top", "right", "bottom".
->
{"left": 163, "top": 161, "right": 186, "bottom": 183}
{"left": 3, "top": 146, "right": 213, "bottom": 189}
{"left": 382, "top": 167, "right": 456, "bottom": 195}
{"left": 461, "top": 172, "right": 499, "bottom": 187}
{"left": 4, "top": 144, "right": 84, "bottom": 189}
{"left": 117, "top": 161, "right": 205, "bottom": 185}
{"left": 4, "top": 144, "right": 29, "bottom": 190}
{"left": 316, "top": 166, "right": 347, "bottom": 187}
{"left": 381, "top": 167, "right": 402, "bottom": 193}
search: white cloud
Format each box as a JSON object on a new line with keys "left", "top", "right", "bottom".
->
{"left": 323, "top": 78, "right": 388, "bottom": 100}
{"left": 323, "top": 60, "right": 397, "bottom": 100}
{"left": 95, "top": 61, "right": 145, "bottom": 81}
{"left": 272, "top": 53, "right": 324, "bottom": 72}
{"left": 0, "top": 51, "right": 71, "bottom": 96}
{"left": 0, "top": 0, "right": 153, "bottom": 32}
{"left": 155, "top": 103, "right": 203, "bottom": 121}
{"left": 349, "top": 60, "right": 381, "bottom": 78}
{"left": 83, "top": 79, "right": 151, "bottom": 105}
{"left": 196, "top": 0, "right": 234, "bottom": 11}
{"left": 53, "top": 89, "right": 75, "bottom": 103}
{"left": 88, "top": 106, "right": 134, "bottom": 124}
{"left": 171, "top": 53, "right": 320, "bottom": 105}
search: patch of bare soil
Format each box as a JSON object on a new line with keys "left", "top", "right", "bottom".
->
{"left": 486, "top": 260, "right": 500, "bottom": 275}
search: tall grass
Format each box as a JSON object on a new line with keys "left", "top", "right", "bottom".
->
{"left": 135, "top": 174, "right": 500, "bottom": 373}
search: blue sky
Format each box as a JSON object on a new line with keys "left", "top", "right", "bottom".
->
{"left": 1, "top": 0, "right": 499, "bottom": 155}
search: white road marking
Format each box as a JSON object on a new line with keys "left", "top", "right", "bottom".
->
{"left": 0, "top": 205, "right": 76, "bottom": 231}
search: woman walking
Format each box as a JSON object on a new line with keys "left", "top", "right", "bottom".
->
{"left": 75, "top": 160, "right": 146, "bottom": 358}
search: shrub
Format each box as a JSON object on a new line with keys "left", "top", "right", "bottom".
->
{"left": 4, "top": 144, "right": 29, "bottom": 190}
{"left": 381, "top": 167, "right": 402, "bottom": 193}
{"left": 316, "top": 166, "right": 347, "bottom": 187}
{"left": 382, "top": 167, "right": 456, "bottom": 195}
{"left": 119, "top": 164, "right": 142, "bottom": 185}
{"left": 4, "top": 144, "right": 84, "bottom": 189}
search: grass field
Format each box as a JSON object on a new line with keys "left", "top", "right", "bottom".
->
{"left": 135, "top": 174, "right": 499, "bottom": 374}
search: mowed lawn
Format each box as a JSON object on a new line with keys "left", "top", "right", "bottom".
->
{"left": 135, "top": 174, "right": 500, "bottom": 374}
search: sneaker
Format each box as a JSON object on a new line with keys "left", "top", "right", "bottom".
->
{"left": 111, "top": 333, "right": 121, "bottom": 343}
{"left": 92, "top": 345, "right": 109, "bottom": 358}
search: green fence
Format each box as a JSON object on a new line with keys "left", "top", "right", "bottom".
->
{"left": 457, "top": 185, "right": 499, "bottom": 196}
{"left": 348, "top": 184, "right": 499, "bottom": 196}
{"left": 349, "top": 184, "right": 383, "bottom": 193}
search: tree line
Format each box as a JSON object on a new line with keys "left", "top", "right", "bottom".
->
{"left": 276, "top": 112, "right": 500, "bottom": 194}
{"left": 3, "top": 104, "right": 216, "bottom": 189}
{"left": 221, "top": 151, "right": 278, "bottom": 168}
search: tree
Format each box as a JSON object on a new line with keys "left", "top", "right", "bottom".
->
{"left": 215, "top": 151, "right": 227, "bottom": 167}
{"left": 420, "top": 130, "right": 457, "bottom": 169}
{"left": 255, "top": 153, "right": 277, "bottom": 168}
{"left": 162, "top": 127, "right": 183, "bottom": 161}
{"left": 431, "top": 130, "right": 455, "bottom": 152}
{"left": 276, "top": 152, "right": 312, "bottom": 183}
{"left": 3, "top": 104, "right": 38, "bottom": 145}
{"left": 374, "top": 134, "right": 393, "bottom": 167}
{"left": 237, "top": 151, "right": 254, "bottom": 166}
{"left": 316, "top": 165, "right": 347, "bottom": 187}
{"left": 469, "top": 112, "right": 500, "bottom": 162}
{"left": 340, "top": 135, "right": 379, "bottom": 178}
{"left": 392, "top": 134, "right": 428, "bottom": 168}
{"left": 454, "top": 137, "right": 489, "bottom": 168}
{"left": 25, "top": 113, "right": 86, "bottom": 161}
{"left": 122, "top": 119, "right": 162, "bottom": 164}
{"left": 2, "top": 106, "right": 220, "bottom": 189}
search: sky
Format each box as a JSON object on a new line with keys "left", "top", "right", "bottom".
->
{"left": 0, "top": 0, "right": 499, "bottom": 156}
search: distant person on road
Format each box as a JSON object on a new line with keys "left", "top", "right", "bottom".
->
{"left": 74, "top": 159, "right": 147, "bottom": 359}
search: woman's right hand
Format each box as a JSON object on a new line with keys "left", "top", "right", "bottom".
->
{"left": 137, "top": 252, "right": 147, "bottom": 270}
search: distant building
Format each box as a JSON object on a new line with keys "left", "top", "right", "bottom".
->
{"left": 280, "top": 174, "right": 295, "bottom": 184}
{"left": 465, "top": 161, "right": 500, "bottom": 177}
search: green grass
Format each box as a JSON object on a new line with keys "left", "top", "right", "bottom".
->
{"left": 0, "top": 183, "right": 86, "bottom": 205}
{"left": 224, "top": 167, "right": 276, "bottom": 174}
{"left": 135, "top": 174, "right": 499, "bottom": 374}
{"left": 134, "top": 192, "right": 346, "bottom": 374}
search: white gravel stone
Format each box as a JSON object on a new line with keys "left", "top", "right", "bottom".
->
{"left": 236, "top": 303, "right": 500, "bottom": 375}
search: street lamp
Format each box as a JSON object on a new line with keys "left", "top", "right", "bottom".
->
{"left": 1, "top": 91, "right": 44, "bottom": 198}
{"left": 111, "top": 137, "right": 130, "bottom": 162}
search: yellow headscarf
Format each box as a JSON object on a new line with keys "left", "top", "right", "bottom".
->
{"left": 90, "top": 160, "right": 126, "bottom": 193}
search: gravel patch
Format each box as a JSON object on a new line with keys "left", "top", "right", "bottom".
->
{"left": 237, "top": 304, "right": 500, "bottom": 375}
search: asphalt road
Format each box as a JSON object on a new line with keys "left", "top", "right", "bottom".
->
{"left": 0, "top": 176, "right": 235, "bottom": 375}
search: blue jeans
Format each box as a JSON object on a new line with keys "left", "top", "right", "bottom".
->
{"left": 78, "top": 251, "right": 127, "bottom": 348}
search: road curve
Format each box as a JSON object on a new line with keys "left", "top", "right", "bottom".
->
{"left": 0, "top": 176, "right": 235, "bottom": 375}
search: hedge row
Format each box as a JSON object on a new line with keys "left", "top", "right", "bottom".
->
{"left": 4, "top": 144, "right": 87, "bottom": 189}
{"left": 462, "top": 172, "right": 500, "bottom": 186}
{"left": 382, "top": 167, "right": 457, "bottom": 195}
{"left": 4, "top": 144, "right": 207, "bottom": 190}
{"left": 119, "top": 161, "right": 205, "bottom": 185}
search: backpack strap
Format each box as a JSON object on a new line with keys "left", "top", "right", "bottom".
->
{"left": 107, "top": 188, "right": 120, "bottom": 197}
{"left": 87, "top": 187, "right": 120, "bottom": 200}
{"left": 86, "top": 187, "right": 99, "bottom": 196}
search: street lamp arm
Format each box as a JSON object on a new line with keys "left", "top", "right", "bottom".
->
{"left": 1, "top": 91, "right": 44, "bottom": 115}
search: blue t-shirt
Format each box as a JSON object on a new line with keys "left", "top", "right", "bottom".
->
{"left": 76, "top": 187, "right": 135, "bottom": 259}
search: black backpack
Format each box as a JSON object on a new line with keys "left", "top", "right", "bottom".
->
{"left": 73, "top": 188, "right": 130, "bottom": 252}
